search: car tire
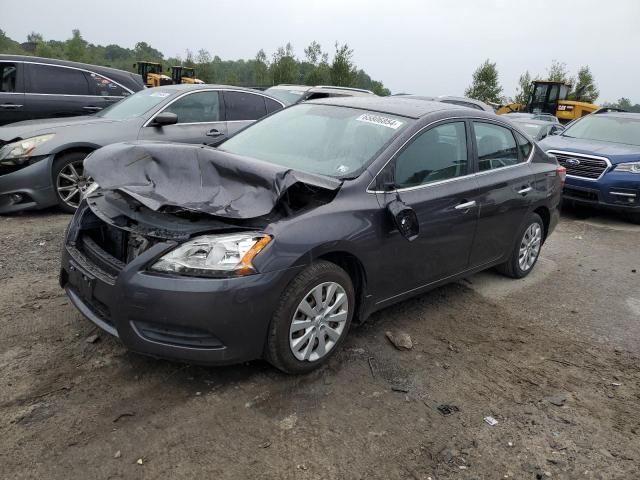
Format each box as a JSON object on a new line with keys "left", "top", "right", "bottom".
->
{"left": 52, "top": 151, "right": 93, "bottom": 213}
{"left": 496, "top": 212, "right": 544, "bottom": 279}
{"left": 265, "top": 260, "right": 355, "bottom": 374}
{"left": 627, "top": 212, "right": 640, "bottom": 225}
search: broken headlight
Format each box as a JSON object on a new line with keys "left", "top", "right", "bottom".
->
{"left": 150, "top": 233, "right": 272, "bottom": 277}
{"left": 0, "top": 134, "right": 55, "bottom": 165}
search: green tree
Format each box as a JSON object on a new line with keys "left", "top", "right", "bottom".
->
{"left": 464, "top": 59, "right": 503, "bottom": 104}
{"left": 570, "top": 66, "right": 599, "bottom": 103}
{"left": 330, "top": 43, "right": 356, "bottom": 86}
{"left": 270, "top": 43, "right": 297, "bottom": 84}
{"left": 134, "top": 41, "right": 164, "bottom": 61}
{"left": 514, "top": 70, "right": 533, "bottom": 105}
{"left": 547, "top": 60, "right": 571, "bottom": 83}
{"left": 65, "top": 29, "right": 86, "bottom": 62}
{"left": 254, "top": 49, "right": 269, "bottom": 85}
{"left": 195, "top": 49, "right": 213, "bottom": 82}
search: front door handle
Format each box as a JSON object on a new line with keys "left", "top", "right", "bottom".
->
{"left": 0, "top": 104, "right": 23, "bottom": 109}
{"left": 83, "top": 106, "right": 102, "bottom": 112}
{"left": 517, "top": 186, "right": 533, "bottom": 195}
{"left": 206, "top": 128, "right": 223, "bottom": 137}
{"left": 455, "top": 200, "right": 476, "bottom": 210}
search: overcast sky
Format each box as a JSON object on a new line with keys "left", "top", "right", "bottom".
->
{"left": 3, "top": 0, "right": 639, "bottom": 103}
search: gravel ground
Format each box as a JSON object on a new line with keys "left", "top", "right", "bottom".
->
{"left": 0, "top": 207, "right": 639, "bottom": 479}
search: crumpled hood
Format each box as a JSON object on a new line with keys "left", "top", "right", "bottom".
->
{"left": 540, "top": 135, "right": 640, "bottom": 164}
{"left": 84, "top": 141, "right": 342, "bottom": 219}
{"left": 0, "top": 116, "right": 119, "bottom": 142}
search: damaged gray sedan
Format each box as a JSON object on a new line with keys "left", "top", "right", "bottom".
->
{"left": 60, "top": 97, "right": 563, "bottom": 373}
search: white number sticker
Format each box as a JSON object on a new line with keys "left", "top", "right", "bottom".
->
{"left": 356, "top": 113, "right": 403, "bottom": 130}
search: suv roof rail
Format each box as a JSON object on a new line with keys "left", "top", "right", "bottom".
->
{"left": 314, "top": 85, "right": 374, "bottom": 94}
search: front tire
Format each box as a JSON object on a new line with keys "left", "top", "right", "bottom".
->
{"left": 52, "top": 152, "right": 93, "bottom": 213}
{"left": 496, "top": 213, "right": 544, "bottom": 279}
{"left": 265, "top": 260, "right": 354, "bottom": 374}
{"left": 626, "top": 212, "right": 640, "bottom": 225}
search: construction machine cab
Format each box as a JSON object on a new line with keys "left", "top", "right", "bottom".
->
{"left": 526, "top": 81, "right": 571, "bottom": 115}
{"left": 135, "top": 61, "right": 173, "bottom": 88}
{"left": 170, "top": 66, "right": 204, "bottom": 85}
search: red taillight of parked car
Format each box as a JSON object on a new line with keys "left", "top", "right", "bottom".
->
{"left": 556, "top": 166, "right": 567, "bottom": 186}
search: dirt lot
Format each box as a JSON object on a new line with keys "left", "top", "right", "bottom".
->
{"left": 1, "top": 208, "right": 639, "bottom": 479}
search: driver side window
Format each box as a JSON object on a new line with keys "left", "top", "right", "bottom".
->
{"left": 394, "top": 122, "right": 468, "bottom": 189}
{"left": 163, "top": 91, "right": 220, "bottom": 124}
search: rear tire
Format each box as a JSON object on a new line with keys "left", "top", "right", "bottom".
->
{"left": 52, "top": 151, "right": 92, "bottom": 213}
{"left": 496, "top": 213, "right": 544, "bottom": 279}
{"left": 265, "top": 260, "right": 354, "bottom": 374}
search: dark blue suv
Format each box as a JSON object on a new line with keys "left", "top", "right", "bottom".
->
{"left": 540, "top": 112, "right": 640, "bottom": 223}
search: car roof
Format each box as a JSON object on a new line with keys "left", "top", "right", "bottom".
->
{"left": 591, "top": 112, "right": 640, "bottom": 120}
{"left": 1, "top": 54, "right": 132, "bottom": 78}
{"left": 306, "top": 95, "right": 496, "bottom": 120}
{"left": 268, "top": 84, "right": 373, "bottom": 95}
{"left": 507, "top": 118, "right": 552, "bottom": 126}
{"left": 395, "top": 94, "right": 494, "bottom": 112}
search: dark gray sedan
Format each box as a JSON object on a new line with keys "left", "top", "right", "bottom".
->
{"left": 61, "top": 96, "right": 564, "bottom": 373}
{"left": 0, "top": 85, "right": 284, "bottom": 213}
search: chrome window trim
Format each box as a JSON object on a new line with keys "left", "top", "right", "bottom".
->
{"left": 366, "top": 116, "right": 534, "bottom": 194}
{"left": 21, "top": 60, "right": 134, "bottom": 95}
{"left": 24, "top": 93, "right": 127, "bottom": 99}
{"left": 547, "top": 149, "right": 612, "bottom": 182}
{"left": 142, "top": 88, "right": 285, "bottom": 127}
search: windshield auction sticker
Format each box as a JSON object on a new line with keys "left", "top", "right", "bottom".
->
{"left": 356, "top": 113, "right": 403, "bottom": 129}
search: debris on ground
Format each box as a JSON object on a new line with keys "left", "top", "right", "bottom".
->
{"left": 85, "top": 334, "right": 100, "bottom": 344}
{"left": 385, "top": 330, "right": 413, "bottom": 350}
{"left": 136, "top": 458, "right": 144, "bottom": 465}
{"left": 484, "top": 416, "right": 499, "bottom": 426}
{"left": 114, "top": 451, "right": 121, "bottom": 459}
{"left": 545, "top": 393, "right": 569, "bottom": 407}
{"left": 437, "top": 404, "right": 460, "bottom": 416}
{"left": 112, "top": 412, "right": 135, "bottom": 423}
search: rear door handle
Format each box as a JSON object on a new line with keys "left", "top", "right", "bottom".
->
{"left": 0, "top": 104, "right": 23, "bottom": 109}
{"left": 83, "top": 106, "right": 102, "bottom": 112}
{"left": 206, "top": 128, "right": 223, "bottom": 137}
{"left": 455, "top": 200, "right": 476, "bottom": 210}
{"left": 517, "top": 186, "right": 533, "bottom": 195}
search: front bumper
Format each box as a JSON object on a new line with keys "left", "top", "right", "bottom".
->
{"left": 563, "top": 172, "right": 640, "bottom": 212}
{"left": 0, "top": 155, "right": 58, "bottom": 214}
{"left": 60, "top": 238, "right": 302, "bottom": 365}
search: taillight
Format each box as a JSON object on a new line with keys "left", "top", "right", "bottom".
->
{"left": 556, "top": 165, "right": 567, "bottom": 186}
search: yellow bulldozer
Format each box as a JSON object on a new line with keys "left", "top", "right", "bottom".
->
{"left": 135, "top": 61, "right": 173, "bottom": 88}
{"left": 170, "top": 66, "right": 204, "bottom": 85}
{"left": 496, "top": 80, "right": 598, "bottom": 123}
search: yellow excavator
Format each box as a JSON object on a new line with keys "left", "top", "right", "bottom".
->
{"left": 170, "top": 66, "right": 204, "bottom": 85}
{"left": 496, "top": 80, "right": 599, "bottom": 123}
{"left": 135, "top": 61, "right": 173, "bottom": 88}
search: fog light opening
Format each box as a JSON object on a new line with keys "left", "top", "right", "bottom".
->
{"left": 10, "top": 193, "right": 24, "bottom": 204}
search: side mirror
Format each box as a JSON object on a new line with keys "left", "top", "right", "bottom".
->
{"left": 387, "top": 198, "right": 419, "bottom": 241}
{"left": 151, "top": 112, "right": 178, "bottom": 126}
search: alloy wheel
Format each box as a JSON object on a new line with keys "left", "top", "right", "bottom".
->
{"left": 289, "top": 281, "right": 348, "bottom": 362}
{"left": 56, "top": 160, "right": 93, "bottom": 209}
{"left": 518, "top": 223, "right": 542, "bottom": 271}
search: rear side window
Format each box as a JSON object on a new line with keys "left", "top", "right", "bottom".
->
{"left": 515, "top": 132, "right": 533, "bottom": 159}
{"left": 473, "top": 122, "right": 521, "bottom": 171}
{"left": 395, "top": 121, "right": 468, "bottom": 188}
{"left": 28, "top": 64, "right": 90, "bottom": 95}
{"left": 163, "top": 91, "right": 221, "bottom": 123}
{"left": 85, "top": 72, "right": 129, "bottom": 97}
{"left": 265, "top": 97, "right": 283, "bottom": 114}
{"left": 224, "top": 91, "right": 267, "bottom": 121}
{"left": 0, "top": 63, "right": 18, "bottom": 92}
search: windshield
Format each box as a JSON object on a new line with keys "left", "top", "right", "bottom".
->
{"left": 220, "top": 104, "right": 411, "bottom": 178}
{"left": 562, "top": 115, "right": 640, "bottom": 146}
{"left": 264, "top": 87, "right": 306, "bottom": 105}
{"left": 96, "top": 89, "right": 173, "bottom": 120}
{"left": 515, "top": 122, "right": 544, "bottom": 137}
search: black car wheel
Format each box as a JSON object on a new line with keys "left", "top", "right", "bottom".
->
{"left": 627, "top": 212, "right": 640, "bottom": 225}
{"left": 52, "top": 152, "right": 93, "bottom": 213}
{"left": 496, "top": 212, "right": 544, "bottom": 279}
{"left": 265, "top": 260, "right": 354, "bottom": 374}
